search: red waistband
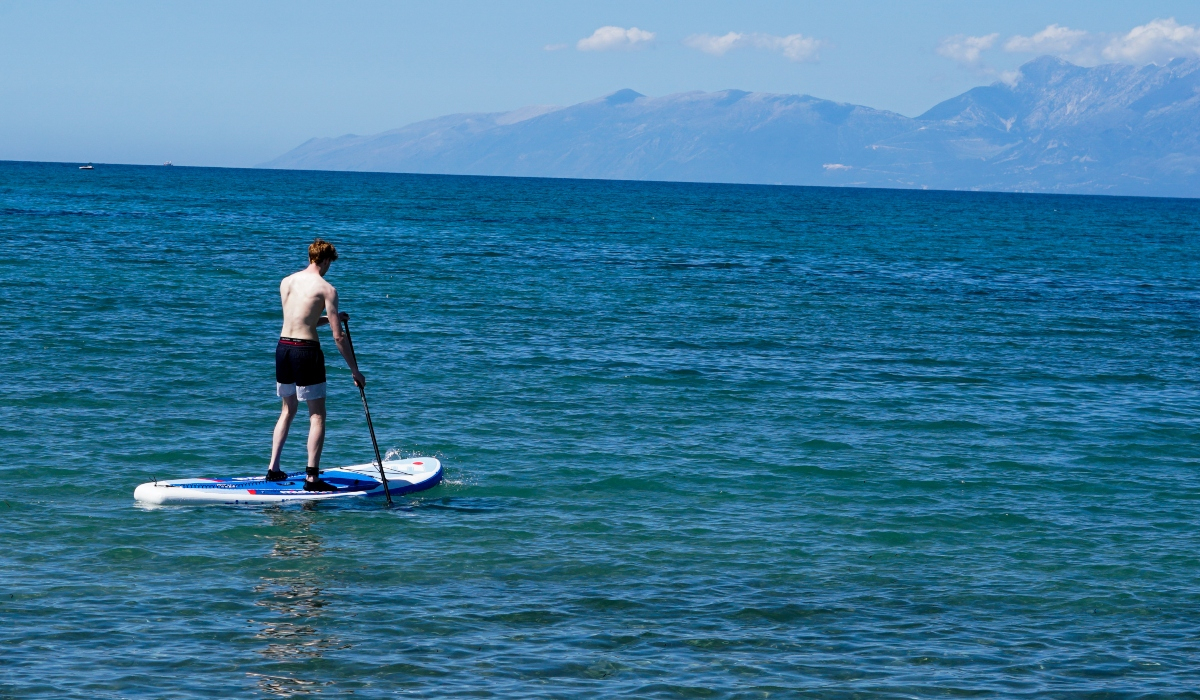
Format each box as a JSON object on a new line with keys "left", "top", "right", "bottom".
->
{"left": 279, "top": 337, "right": 319, "bottom": 347}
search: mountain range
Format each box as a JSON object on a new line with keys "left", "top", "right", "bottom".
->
{"left": 260, "top": 56, "right": 1200, "bottom": 198}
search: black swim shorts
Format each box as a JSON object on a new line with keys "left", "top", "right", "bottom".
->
{"left": 275, "top": 337, "right": 327, "bottom": 400}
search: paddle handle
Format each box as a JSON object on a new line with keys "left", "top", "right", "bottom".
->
{"left": 341, "top": 318, "right": 392, "bottom": 506}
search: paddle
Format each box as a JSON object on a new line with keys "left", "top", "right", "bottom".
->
{"left": 340, "top": 316, "right": 392, "bottom": 506}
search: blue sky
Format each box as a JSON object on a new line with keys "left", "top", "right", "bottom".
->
{"left": 1, "top": 0, "right": 1198, "bottom": 167}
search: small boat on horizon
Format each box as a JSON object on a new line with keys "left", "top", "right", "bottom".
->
{"left": 79, "top": 163, "right": 93, "bottom": 170}
{"left": 163, "top": 161, "right": 173, "bottom": 166}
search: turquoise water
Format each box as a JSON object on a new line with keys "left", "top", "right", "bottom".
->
{"left": 3, "top": 161, "right": 1200, "bottom": 698}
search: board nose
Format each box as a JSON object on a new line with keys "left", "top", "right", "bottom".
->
{"left": 133, "top": 483, "right": 167, "bottom": 505}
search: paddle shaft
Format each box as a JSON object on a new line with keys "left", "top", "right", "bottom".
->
{"left": 340, "top": 318, "right": 392, "bottom": 506}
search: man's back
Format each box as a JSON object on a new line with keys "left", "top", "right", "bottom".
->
{"left": 280, "top": 269, "right": 334, "bottom": 340}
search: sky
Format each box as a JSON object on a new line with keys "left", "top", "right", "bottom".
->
{"left": 1, "top": 0, "right": 1198, "bottom": 168}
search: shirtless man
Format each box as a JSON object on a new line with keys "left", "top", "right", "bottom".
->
{"left": 266, "top": 238, "right": 366, "bottom": 491}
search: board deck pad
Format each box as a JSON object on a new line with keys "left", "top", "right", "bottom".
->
{"left": 133, "top": 457, "right": 442, "bottom": 505}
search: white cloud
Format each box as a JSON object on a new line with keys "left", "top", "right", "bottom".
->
{"left": 770, "top": 34, "right": 823, "bottom": 62}
{"left": 937, "top": 33, "right": 998, "bottom": 64}
{"left": 544, "top": 43, "right": 568, "bottom": 52}
{"left": 686, "top": 32, "right": 744, "bottom": 56}
{"left": 577, "top": 26, "right": 655, "bottom": 52}
{"left": 1004, "top": 24, "right": 1088, "bottom": 54}
{"left": 937, "top": 33, "right": 1020, "bottom": 83}
{"left": 1102, "top": 18, "right": 1200, "bottom": 64}
{"left": 1003, "top": 24, "right": 1101, "bottom": 65}
{"left": 684, "top": 32, "right": 821, "bottom": 62}
{"left": 1001, "top": 18, "right": 1200, "bottom": 66}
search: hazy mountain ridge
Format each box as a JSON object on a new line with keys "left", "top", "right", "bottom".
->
{"left": 261, "top": 57, "right": 1200, "bottom": 197}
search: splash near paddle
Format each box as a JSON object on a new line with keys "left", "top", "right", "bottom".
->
{"left": 133, "top": 457, "right": 441, "bottom": 505}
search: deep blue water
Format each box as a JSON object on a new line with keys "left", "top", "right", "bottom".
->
{"left": 2, "top": 161, "right": 1199, "bottom": 698}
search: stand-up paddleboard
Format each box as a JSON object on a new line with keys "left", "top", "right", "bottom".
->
{"left": 133, "top": 457, "right": 441, "bottom": 505}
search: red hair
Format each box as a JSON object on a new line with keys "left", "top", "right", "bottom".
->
{"left": 308, "top": 238, "right": 338, "bottom": 265}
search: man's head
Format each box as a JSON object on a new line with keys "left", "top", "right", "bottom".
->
{"left": 308, "top": 238, "right": 338, "bottom": 274}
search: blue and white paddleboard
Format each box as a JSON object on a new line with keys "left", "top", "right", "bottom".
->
{"left": 133, "top": 457, "right": 441, "bottom": 505}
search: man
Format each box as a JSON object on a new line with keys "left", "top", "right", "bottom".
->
{"left": 266, "top": 238, "right": 366, "bottom": 491}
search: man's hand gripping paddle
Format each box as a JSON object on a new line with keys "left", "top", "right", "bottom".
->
{"left": 340, "top": 317, "right": 392, "bottom": 506}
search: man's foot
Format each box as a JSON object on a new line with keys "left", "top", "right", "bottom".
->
{"left": 265, "top": 469, "right": 290, "bottom": 482}
{"left": 303, "top": 479, "right": 337, "bottom": 492}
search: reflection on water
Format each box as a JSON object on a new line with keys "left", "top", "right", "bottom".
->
{"left": 251, "top": 506, "right": 341, "bottom": 697}
{"left": 247, "top": 672, "right": 323, "bottom": 697}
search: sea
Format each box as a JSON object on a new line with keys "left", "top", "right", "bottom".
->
{"left": 2, "top": 161, "right": 1199, "bottom": 698}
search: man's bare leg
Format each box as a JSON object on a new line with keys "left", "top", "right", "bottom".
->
{"left": 267, "top": 395, "right": 299, "bottom": 478}
{"left": 306, "top": 397, "right": 326, "bottom": 478}
{"left": 303, "top": 398, "right": 335, "bottom": 491}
